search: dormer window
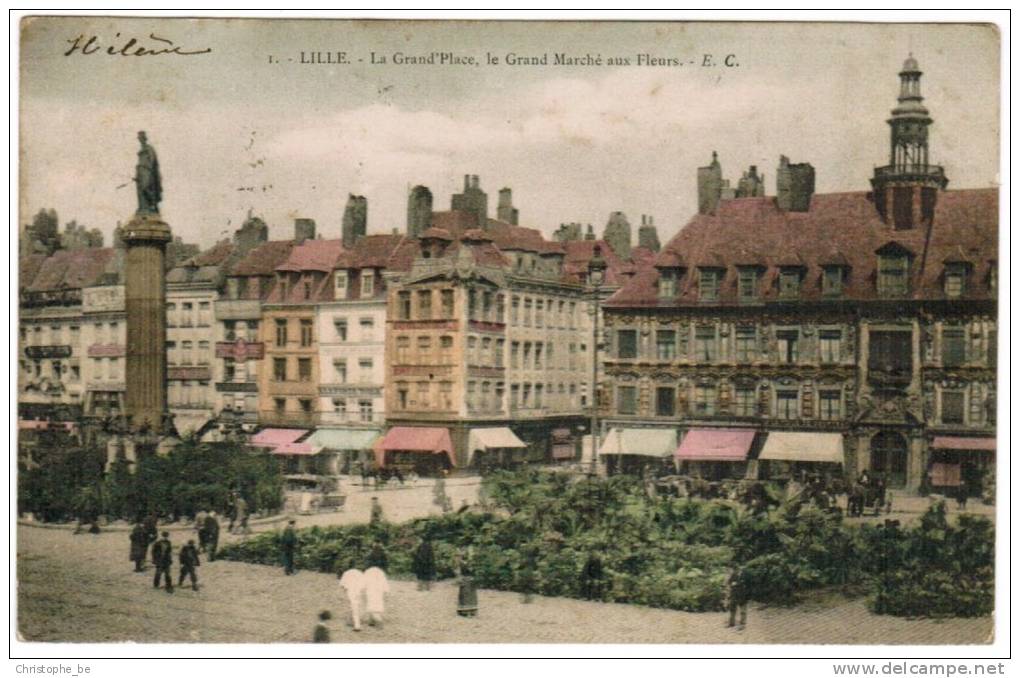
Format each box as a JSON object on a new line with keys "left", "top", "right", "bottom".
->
{"left": 658, "top": 270, "right": 678, "bottom": 299}
{"left": 822, "top": 266, "right": 845, "bottom": 297}
{"left": 737, "top": 267, "right": 759, "bottom": 302}
{"left": 878, "top": 255, "right": 909, "bottom": 296}
{"left": 943, "top": 263, "right": 967, "bottom": 299}
{"left": 778, "top": 269, "right": 802, "bottom": 298}
{"left": 361, "top": 270, "right": 375, "bottom": 298}
{"left": 335, "top": 270, "right": 348, "bottom": 296}
{"left": 698, "top": 268, "right": 722, "bottom": 302}
{"left": 989, "top": 263, "right": 997, "bottom": 294}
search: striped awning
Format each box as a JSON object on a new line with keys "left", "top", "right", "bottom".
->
{"left": 931, "top": 436, "right": 996, "bottom": 452}
{"left": 676, "top": 429, "right": 756, "bottom": 462}
{"left": 599, "top": 428, "right": 677, "bottom": 458}
{"left": 759, "top": 432, "right": 844, "bottom": 464}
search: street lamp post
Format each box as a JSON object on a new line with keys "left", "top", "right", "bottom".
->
{"left": 587, "top": 244, "right": 607, "bottom": 475}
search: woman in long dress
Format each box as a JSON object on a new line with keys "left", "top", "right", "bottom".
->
{"left": 339, "top": 568, "right": 365, "bottom": 632}
{"left": 412, "top": 537, "right": 436, "bottom": 591}
{"left": 456, "top": 547, "right": 478, "bottom": 617}
{"left": 363, "top": 566, "right": 390, "bottom": 627}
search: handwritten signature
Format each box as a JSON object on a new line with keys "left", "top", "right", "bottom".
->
{"left": 64, "top": 33, "right": 212, "bottom": 57}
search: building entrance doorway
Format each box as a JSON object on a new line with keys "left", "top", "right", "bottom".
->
{"left": 870, "top": 431, "right": 908, "bottom": 488}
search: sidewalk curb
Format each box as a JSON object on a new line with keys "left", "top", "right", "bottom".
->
{"left": 16, "top": 513, "right": 289, "bottom": 533}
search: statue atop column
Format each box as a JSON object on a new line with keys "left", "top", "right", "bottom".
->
{"left": 134, "top": 131, "right": 162, "bottom": 215}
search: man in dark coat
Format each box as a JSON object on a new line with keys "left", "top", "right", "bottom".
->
{"left": 581, "top": 552, "right": 605, "bottom": 601}
{"left": 151, "top": 531, "right": 174, "bottom": 593}
{"left": 412, "top": 537, "right": 436, "bottom": 591}
{"left": 726, "top": 564, "right": 749, "bottom": 629}
{"left": 178, "top": 539, "right": 201, "bottom": 591}
{"left": 202, "top": 511, "right": 220, "bottom": 561}
{"left": 366, "top": 541, "right": 388, "bottom": 570}
{"left": 280, "top": 520, "right": 298, "bottom": 575}
{"left": 129, "top": 522, "right": 148, "bottom": 572}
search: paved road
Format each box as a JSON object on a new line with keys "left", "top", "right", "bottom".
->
{"left": 16, "top": 524, "right": 992, "bottom": 645}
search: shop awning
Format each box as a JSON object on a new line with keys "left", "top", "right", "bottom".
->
{"left": 599, "top": 428, "right": 678, "bottom": 458}
{"left": 272, "top": 442, "right": 322, "bottom": 456}
{"left": 931, "top": 436, "right": 996, "bottom": 452}
{"left": 307, "top": 428, "right": 380, "bottom": 451}
{"left": 376, "top": 426, "right": 455, "bottom": 467}
{"left": 468, "top": 427, "right": 527, "bottom": 451}
{"left": 249, "top": 428, "right": 307, "bottom": 449}
{"left": 676, "top": 428, "right": 756, "bottom": 462}
{"left": 173, "top": 413, "right": 211, "bottom": 436}
{"left": 759, "top": 432, "right": 844, "bottom": 464}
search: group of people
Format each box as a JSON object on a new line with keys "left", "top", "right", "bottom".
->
{"left": 846, "top": 470, "right": 890, "bottom": 517}
{"left": 127, "top": 507, "right": 228, "bottom": 593}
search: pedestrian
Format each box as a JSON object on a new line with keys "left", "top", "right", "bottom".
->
{"left": 226, "top": 492, "right": 237, "bottom": 533}
{"left": 129, "top": 522, "right": 148, "bottom": 572}
{"left": 339, "top": 568, "right": 366, "bottom": 632}
{"left": 151, "top": 531, "right": 174, "bottom": 593}
{"left": 312, "top": 610, "right": 331, "bottom": 643}
{"left": 366, "top": 540, "right": 388, "bottom": 570}
{"left": 369, "top": 496, "right": 384, "bottom": 525}
{"left": 726, "top": 564, "right": 749, "bottom": 630}
{"left": 195, "top": 509, "right": 208, "bottom": 551}
{"left": 202, "top": 511, "right": 220, "bottom": 561}
{"left": 280, "top": 519, "right": 298, "bottom": 575}
{"left": 363, "top": 566, "right": 389, "bottom": 627}
{"left": 143, "top": 512, "right": 158, "bottom": 546}
{"left": 412, "top": 535, "right": 436, "bottom": 591}
{"left": 235, "top": 495, "right": 250, "bottom": 534}
{"left": 581, "top": 552, "right": 605, "bottom": 601}
{"left": 178, "top": 539, "right": 201, "bottom": 591}
{"left": 956, "top": 480, "right": 969, "bottom": 511}
{"left": 456, "top": 547, "right": 478, "bottom": 618}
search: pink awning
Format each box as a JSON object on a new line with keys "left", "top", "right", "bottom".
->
{"left": 250, "top": 428, "right": 307, "bottom": 448}
{"left": 272, "top": 442, "right": 321, "bottom": 456}
{"left": 932, "top": 436, "right": 996, "bottom": 452}
{"left": 676, "top": 428, "right": 756, "bottom": 462}
{"left": 376, "top": 427, "right": 455, "bottom": 467}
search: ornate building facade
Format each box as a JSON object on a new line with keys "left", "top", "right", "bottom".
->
{"left": 601, "top": 57, "right": 997, "bottom": 492}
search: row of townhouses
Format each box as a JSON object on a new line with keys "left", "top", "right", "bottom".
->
{"left": 17, "top": 58, "right": 997, "bottom": 494}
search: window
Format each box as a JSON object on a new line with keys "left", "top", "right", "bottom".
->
{"left": 819, "top": 390, "right": 841, "bottom": 421}
{"left": 496, "top": 295, "right": 505, "bottom": 322}
{"left": 523, "top": 299, "right": 532, "bottom": 327}
{"left": 359, "top": 399, "right": 373, "bottom": 422}
{"left": 535, "top": 343, "right": 543, "bottom": 369}
{"left": 361, "top": 270, "right": 375, "bottom": 298}
{"left": 511, "top": 296, "right": 520, "bottom": 325}
{"left": 299, "top": 398, "right": 313, "bottom": 414}
{"left": 396, "top": 336, "right": 410, "bottom": 363}
{"left": 69, "top": 325, "right": 80, "bottom": 344}
{"left": 735, "top": 325, "right": 756, "bottom": 362}
{"left": 822, "top": 266, "right": 844, "bottom": 297}
{"left": 417, "top": 336, "right": 432, "bottom": 362}
{"left": 522, "top": 383, "right": 531, "bottom": 407}
{"left": 70, "top": 363, "right": 80, "bottom": 381}
{"left": 439, "top": 381, "right": 453, "bottom": 409}
{"left": 656, "top": 387, "right": 676, "bottom": 416}
{"left": 776, "top": 390, "right": 799, "bottom": 419}
{"left": 198, "top": 301, "right": 211, "bottom": 326}
{"left": 944, "top": 264, "right": 966, "bottom": 298}
{"left": 522, "top": 342, "right": 531, "bottom": 368}
{"left": 511, "top": 341, "right": 520, "bottom": 368}
{"left": 440, "top": 335, "right": 453, "bottom": 362}
{"left": 246, "top": 321, "right": 259, "bottom": 342}
{"left": 396, "top": 383, "right": 408, "bottom": 410}
{"left": 495, "top": 383, "right": 505, "bottom": 410}
{"left": 941, "top": 390, "right": 965, "bottom": 424}
{"left": 656, "top": 330, "right": 677, "bottom": 360}
{"left": 617, "top": 330, "right": 638, "bottom": 359}
{"left": 869, "top": 330, "right": 912, "bottom": 378}
{"left": 481, "top": 338, "right": 492, "bottom": 365}
{"left": 483, "top": 292, "right": 493, "bottom": 322}
{"left": 988, "top": 329, "right": 997, "bottom": 369}
{"left": 298, "top": 357, "right": 312, "bottom": 382}
{"left": 300, "top": 319, "right": 313, "bottom": 347}
{"left": 734, "top": 387, "right": 756, "bottom": 417}
{"left": 694, "top": 384, "right": 716, "bottom": 416}
{"left": 274, "top": 397, "right": 286, "bottom": 413}
{"left": 166, "top": 303, "right": 177, "bottom": 327}
{"left": 303, "top": 281, "right": 312, "bottom": 300}
{"left": 968, "top": 386, "right": 984, "bottom": 425}
{"left": 779, "top": 269, "right": 801, "bottom": 298}
{"left": 468, "top": 289, "right": 478, "bottom": 320}
{"left": 335, "top": 271, "right": 348, "bottom": 296}
{"left": 181, "top": 341, "right": 193, "bottom": 365}
{"left": 535, "top": 300, "right": 544, "bottom": 328}
{"left": 480, "top": 381, "right": 491, "bottom": 411}
{"left": 466, "top": 382, "right": 476, "bottom": 411}
{"left": 332, "top": 398, "right": 346, "bottom": 415}
{"left": 106, "top": 358, "right": 119, "bottom": 380}
{"left": 878, "top": 255, "right": 909, "bottom": 296}
{"left": 737, "top": 268, "right": 758, "bottom": 302}
{"left": 819, "top": 330, "right": 842, "bottom": 364}
{"left": 197, "top": 341, "right": 210, "bottom": 364}
{"left": 535, "top": 384, "right": 544, "bottom": 408}
{"left": 181, "top": 303, "right": 193, "bottom": 326}
{"left": 166, "top": 341, "right": 177, "bottom": 365}
{"left": 694, "top": 326, "right": 717, "bottom": 362}
{"left": 942, "top": 327, "right": 966, "bottom": 367}
{"left": 617, "top": 386, "right": 637, "bottom": 415}
{"left": 441, "top": 289, "right": 455, "bottom": 318}
{"left": 358, "top": 358, "right": 373, "bottom": 382}
{"left": 225, "top": 320, "right": 237, "bottom": 341}
{"left": 333, "top": 359, "right": 347, "bottom": 383}
{"left": 273, "top": 358, "right": 287, "bottom": 381}
{"left": 495, "top": 339, "right": 505, "bottom": 367}
{"left": 398, "top": 292, "right": 411, "bottom": 319}
{"left": 467, "top": 336, "right": 477, "bottom": 364}
{"left": 417, "top": 290, "right": 432, "bottom": 319}
{"left": 659, "top": 270, "right": 677, "bottom": 298}
{"left": 359, "top": 317, "right": 374, "bottom": 341}
{"left": 569, "top": 302, "right": 577, "bottom": 328}
{"left": 698, "top": 268, "right": 721, "bottom": 302}
{"left": 334, "top": 319, "right": 348, "bottom": 341}
{"left": 510, "top": 384, "right": 520, "bottom": 408}
{"left": 224, "top": 358, "right": 236, "bottom": 381}
{"left": 776, "top": 330, "right": 799, "bottom": 364}
{"left": 275, "top": 319, "right": 288, "bottom": 347}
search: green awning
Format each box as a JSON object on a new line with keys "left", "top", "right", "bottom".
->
{"left": 306, "top": 428, "right": 380, "bottom": 451}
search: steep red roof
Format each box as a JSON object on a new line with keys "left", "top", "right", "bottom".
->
{"left": 19, "top": 253, "right": 48, "bottom": 289}
{"left": 276, "top": 239, "right": 344, "bottom": 273}
{"left": 335, "top": 234, "right": 410, "bottom": 270}
{"left": 562, "top": 239, "right": 630, "bottom": 286}
{"left": 485, "top": 219, "right": 547, "bottom": 253}
{"left": 229, "top": 240, "right": 295, "bottom": 276}
{"left": 430, "top": 211, "right": 478, "bottom": 237}
{"left": 606, "top": 189, "right": 998, "bottom": 307}
{"left": 188, "top": 239, "right": 234, "bottom": 267}
{"left": 26, "top": 248, "right": 118, "bottom": 292}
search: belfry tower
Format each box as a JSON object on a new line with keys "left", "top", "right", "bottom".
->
{"left": 870, "top": 55, "right": 949, "bottom": 229}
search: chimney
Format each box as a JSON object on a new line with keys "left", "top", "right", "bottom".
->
{"left": 294, "top": 218, "right": 316, "bottom": 243}
{"left": 584, "top": 223, "right": 595, "bottom": 241}
{"left": 407, "top": 185, "right": 433, "bottom": 237}
{"left": 602, "top": 211, "right": 632, "bottom": 259}
{"left": 451, "top": 173, "right": 488, "bottom": 228}
{"left": 497, "top": 187, "right": 519, "bottom": 225}
{"left": 638, "top": 214, "right": 661, "bottom": 253}
{"left": 776, "top": 155, "right": 815, "bottom": 212}
{"left": 697, "top": 151, "right": 726, "bottom": 214}
{"left": 471, "top": 175, "right": 480, "bottom": 190}
{"left": 464, "top": 174, "right": 471, "bottom": 191}
{"left": 342, "top": 194, "right": 367, "bottom": 248}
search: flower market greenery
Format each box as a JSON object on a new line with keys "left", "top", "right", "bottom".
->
{"left": 218, "top": 470, "right": 993, "bottom": 618}
{"left": 18, "top": 435, "right": 284, "bottom": 523}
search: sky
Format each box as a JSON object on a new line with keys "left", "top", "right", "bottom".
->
{"left": 19, "top": 18, "right": 1000, "bottom": 250}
